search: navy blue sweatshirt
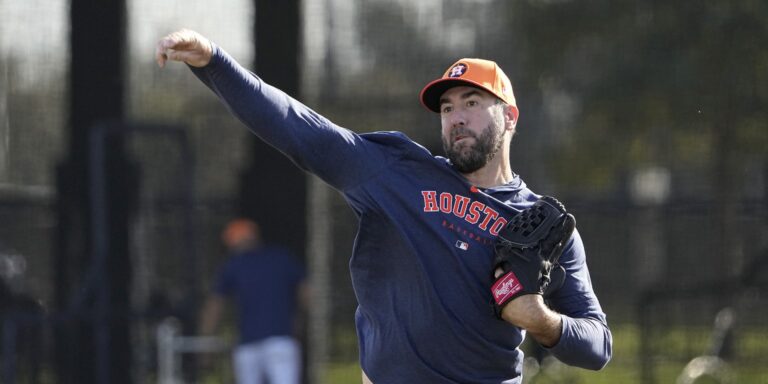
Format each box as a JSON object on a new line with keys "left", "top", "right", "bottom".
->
{"left": 190, "top": 45, "right": 612, "bottom": 383}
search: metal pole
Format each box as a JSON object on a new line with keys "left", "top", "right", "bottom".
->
{"left": 157, "top": 318, "right": 179, "bottom": 384}
{"left": 2, "top": 317, "right": 18, "bottom": 384}
{"left": 89, "top": 123, "right": 111, "bottom": 384}
{"left": 307, "top": 176, "right": 333, "bottom": 384}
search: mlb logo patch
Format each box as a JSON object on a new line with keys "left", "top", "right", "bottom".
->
{"left": 448, "top": 63, "right": 467, "bottom": 78}
{"left": 455, "top": 240, "right": 469, "bottom": 250}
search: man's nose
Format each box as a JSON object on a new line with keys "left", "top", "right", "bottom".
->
{"left": 449, "top": 109, "right": 467, "bottom": 127}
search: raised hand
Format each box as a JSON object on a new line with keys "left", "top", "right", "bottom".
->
{"left": 155, "top": 29, "right": 213, "bottom": 68}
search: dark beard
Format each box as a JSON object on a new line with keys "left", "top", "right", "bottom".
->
{"left": 443, "top": 122, "right": 504, "bottom": 174}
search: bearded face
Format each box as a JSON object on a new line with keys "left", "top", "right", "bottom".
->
{"left": 443, "top": 106, "right": 506, "bottom": 173}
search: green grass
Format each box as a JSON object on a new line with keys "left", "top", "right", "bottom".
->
{"left": 323, "top": 324, "right": 768, "bottom": 384}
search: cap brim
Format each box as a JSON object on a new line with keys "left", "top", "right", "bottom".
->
{"left": 419, "top": 78, "right": 496, "bottom": 113}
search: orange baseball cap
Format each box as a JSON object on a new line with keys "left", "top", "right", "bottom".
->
{"left": 419, "top": 58, "right": 517, "bottom": 113}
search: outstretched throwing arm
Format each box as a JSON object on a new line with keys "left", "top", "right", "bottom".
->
{"left": 155, "top": 29, "right": 213, "bottom": 68}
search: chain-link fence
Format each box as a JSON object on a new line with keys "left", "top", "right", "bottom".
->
{"left": 2, "top": 0, "right": 767, "bottom": 383}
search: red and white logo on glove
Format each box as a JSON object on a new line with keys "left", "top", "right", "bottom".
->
{"left": 491, "top": 271, "right": 523, "bottom": 305}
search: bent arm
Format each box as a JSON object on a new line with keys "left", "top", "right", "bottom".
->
{"left": 547, "top": 315, "right": 612, "bottom": 370}
{"left": 500, "top": 294, "right": 611, "bottom": 370}
{"left": 542, "top": 231, "right": 612, "bottom": 369}
{"left": 500, "top": 295, "right": 562, "bottom": 347}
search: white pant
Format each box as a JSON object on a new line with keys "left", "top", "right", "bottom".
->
{"left": 233, "top": 336, "right": 301, "bottom": 384}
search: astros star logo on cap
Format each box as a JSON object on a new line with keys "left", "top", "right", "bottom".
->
{"left": 419, "top": 58, "right": 518, "bottom": 114}
{"left": 448, "top": 63, "right": 467, "bottom": 78}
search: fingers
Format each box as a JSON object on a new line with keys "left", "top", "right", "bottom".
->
{"left": 155, "top": 29, "right": 212, "bottom": 68}
{"left": 155, "top": 41, "right": 168, "bottom": 68}
{"left": 155, "top": 31, "right": 182, "bottom": 68}
{"left": 155, "top": 33, "right": 184, "bottom": 68}
{"left": 164, "top": 49, "right": 188, "bottom": 63}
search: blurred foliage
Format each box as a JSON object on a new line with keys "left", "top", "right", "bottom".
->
{"left": 506, "top": 0, "right": 768, "bottom": 194}
{"left": 2, "top": 1, "right": 767, "bottom": 382}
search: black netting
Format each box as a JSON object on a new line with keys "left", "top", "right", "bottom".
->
{"left": 2, "top": 1, "right": 767, "bottom": 383}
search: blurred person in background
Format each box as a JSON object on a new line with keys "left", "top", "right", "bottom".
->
{"left": 199, "top": 218, "right": 308, "bottom": 384}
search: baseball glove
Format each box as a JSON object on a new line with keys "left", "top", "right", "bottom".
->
{"left": 491, "top": 196, "right": 576, "bottom": 318}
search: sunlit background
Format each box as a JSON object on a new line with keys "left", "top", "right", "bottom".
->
{"left": 1, "top": 0, "right": 767, "bottom": 383}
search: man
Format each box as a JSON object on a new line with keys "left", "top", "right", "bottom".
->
{"left": 157, "top": 29, "right": 612, "bottom": 383}
{"left": 199, "top": 218, "right": 307, "bottom": 384}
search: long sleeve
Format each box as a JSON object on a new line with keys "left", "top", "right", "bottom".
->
{"left": 544, "top": 230, "right": 613, "bottom": 369}
{"left": 548, "top": 315, "right": 612, "bottom": 370}
{"left": 189, "top": 45, "right": 394, "bottom": 191}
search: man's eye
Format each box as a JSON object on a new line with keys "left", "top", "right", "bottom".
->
{"left": 467, "top": 100, "right": 478, "bottom": 107}
{"left": 441, "top": 106, "right": 452, "bottom": 113}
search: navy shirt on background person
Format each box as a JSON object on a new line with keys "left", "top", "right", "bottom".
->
{"left": 200, "top": 218, "right": 307, "bottom": 384}
{"left": 213, "top": 245, "right": 306, "bottom": 344}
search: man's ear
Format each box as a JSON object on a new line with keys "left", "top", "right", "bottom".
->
{"left": 505, "top": 105, "right": 519, "bottom": 131}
